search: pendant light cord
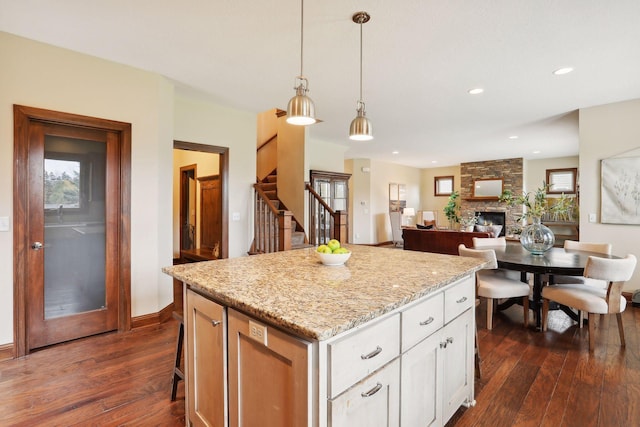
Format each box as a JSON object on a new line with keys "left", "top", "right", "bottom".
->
{"left": 299, "top": 0, "right": 304, "bottom": 78}
{"left": 359, "top": 18, "right": 363, "bottom": 102}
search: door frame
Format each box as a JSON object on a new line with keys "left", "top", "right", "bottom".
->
{"left": 174, "top": 140, "right": 229, "bottom": 259}
{"left": 13, "top": 105, "right": 131, "bottom": 357}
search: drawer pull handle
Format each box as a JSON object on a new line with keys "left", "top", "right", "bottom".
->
{"left": 456, "top": 296, "right": 468, "bottom": 304}
{"left": 211, "top": 319, "right": 221, "bottom": 327}
{"left": 361, "top": 346, "right": 382, "bottom": 360}
{"left": 440, "top": 337, "right": 454, "bottom": 348}
{"left": 361, "top": 382, "right": 382, "bottom": 398}
{"left": 420, "top": 316, "right": 435, "bottom": 326}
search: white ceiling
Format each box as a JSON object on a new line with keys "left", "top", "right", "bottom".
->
{"left": 2, "top": 0, "right": 640, "bottom": 168}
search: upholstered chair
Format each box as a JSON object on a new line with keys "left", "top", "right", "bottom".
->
{"left": 458, "top": 244, "right": 531, "bottom": 330}
{"left": 472, "top": 236, "right": 524, "bottom": 282}
{"left": 541, "top": 254, "right": 637, "bottom": 351}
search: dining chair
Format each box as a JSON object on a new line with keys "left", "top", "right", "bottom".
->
{"left": 472, "top": 236, "right": 524, "bottom": 282}
{"left": 458, "top": 244, "right": 531, "bottom": 330}
{"left": 547, "top": 240, "right": 613, "bottom": 328}
{"left": 541, "top": 254, "right": 637, "bottom": 351}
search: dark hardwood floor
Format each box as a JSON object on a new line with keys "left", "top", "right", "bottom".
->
{"left": 448, "top": 304, "right": 640, "bottom": 427}
{"left": 0, "top": 320, "right": 185, "bottom": 426}
{"left": 0, "top": 304, "right": 637, "bottom": 426}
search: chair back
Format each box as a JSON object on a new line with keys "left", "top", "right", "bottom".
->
{"left": 472, "top": 236, "right": 507, "bottom": 248}
{"left": 420, "top": 210, "right": 437, "bottom": 228}
{"left": 564, "top": 240, "right": 612, "bottom": 255}
{"left": 458, "top": 244, "right": 498, "bottom": 269}
{"left": 584, "top": 254, "right": 637, "bottom": 283}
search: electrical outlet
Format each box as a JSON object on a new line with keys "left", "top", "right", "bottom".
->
{"left": 232, "top": 212, "right": 240, "bottom": 221}
{"left": 249, "top": 320, "right": 268, "bottom": 345}
{"left": 0, "top": 217, "right": 9, "bottom": 232}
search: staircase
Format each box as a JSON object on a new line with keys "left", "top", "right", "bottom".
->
{"left": 252, "top": 171, "right": 308, "bottom": 254}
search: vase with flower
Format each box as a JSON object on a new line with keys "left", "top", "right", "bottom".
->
{"left": 499, "top": 183, "right": 561, "bottom": 255}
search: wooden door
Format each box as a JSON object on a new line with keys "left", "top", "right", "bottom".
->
{"left": 198, "top": 175, "right": 222, "bottom": 254}
{"left": 14, "top": 105, "right": 131, "bottom": 355}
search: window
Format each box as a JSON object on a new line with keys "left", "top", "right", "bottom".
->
{"left": 44, "top": 158, "right": 81, "bottom": 209}
{"left": 434, "top": 176, "right": 454, "bottom": 196}
{"left": 546, "top": 168, "right": 577, "bottom": 194}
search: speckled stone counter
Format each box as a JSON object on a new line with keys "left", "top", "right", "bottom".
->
{"left": 163, "top": 244, "right": 484, "bottom": 341}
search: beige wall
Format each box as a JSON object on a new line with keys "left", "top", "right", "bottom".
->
{"left": 420, "top": 165, "right": 461, "bottom": 227}
{"left": 579, "top": 99, "right": 640, "bottom": 291}
{"left": 369, "top": 160, "right": 422, "bottom": 244}
{"left": 173, "top": 90, "right": 257, "bottom": 259}
{"left": 0, "top": 32, "right": 175, "bottom": 344}
{"left": 345, "top": 159, "right": 372, "bottom": 243}
{"left": 172, "top": 150, "right": 220, "bottom": 256}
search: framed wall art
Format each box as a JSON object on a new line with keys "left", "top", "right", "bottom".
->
{"left": 601, "top": 156, "right": 640, "bottom": 224}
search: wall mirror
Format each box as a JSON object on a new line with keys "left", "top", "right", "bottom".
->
{"left": 546, "top": 168, "right": 577, "bottom": 194}
{"left": 472, "top": 178, "right": 503, "bottom": 198}
{"left": 434, "top": 176, "right": 454, "bottom": 196}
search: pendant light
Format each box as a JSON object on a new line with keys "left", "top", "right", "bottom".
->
{"left": 286, "top": 0, "right": 316, "bottom": 125}
{"left": 349, "top": 11, "right": 373, "bottom": 141}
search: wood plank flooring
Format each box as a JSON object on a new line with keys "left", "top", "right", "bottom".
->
{"left": 0, "top": 305, "right": 637, "bottom": 426}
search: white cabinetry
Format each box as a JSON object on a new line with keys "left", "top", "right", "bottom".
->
{"left": 324, "top": 275, "right": 475, "bottom": 427}
{"left": 400, "top": 277, "right": 475, "bottom": 426}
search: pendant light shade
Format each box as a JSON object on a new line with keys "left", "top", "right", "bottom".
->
{"left": 287, "top": 77, "right": 316, "bottom": 125}
{"left": 349, "top": 11, "right": 373, "bottom": 141}
{"left": 286, "top": 0, "right": 316, "bottom": 125}
{"left": 349, "top": 101, "right": 373, "bottom": 141}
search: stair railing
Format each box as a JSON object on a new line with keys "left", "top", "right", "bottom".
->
{"left": 252, "top": 184, "right": 292, "bottom": 254}
{"left": 305, "top": 183, "right": 347, "bottom": 246}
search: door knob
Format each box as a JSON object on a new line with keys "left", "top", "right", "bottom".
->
{"left": 31, "top": 242, "right": 43, "bottom": 250}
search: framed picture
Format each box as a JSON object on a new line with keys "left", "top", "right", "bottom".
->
{"left": 434, "top": 176, "right": 454, "bottom": 196}
{"left": 601, "top": 157, "right": 640, "bottom": 224}
{"left": 389, "top": 183, "right": 406, "bottom": 212}
{"left": 546, "top": 168, "right": 577, "bottom": 194}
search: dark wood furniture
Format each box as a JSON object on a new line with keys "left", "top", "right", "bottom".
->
{"left": 402, "top": 228, "right": 491, "bottom": 255}
{"left": 489, "top": 243, "right": 617, "bottom": 328}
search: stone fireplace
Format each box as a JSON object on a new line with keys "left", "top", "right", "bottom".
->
{"left": 459, "top": 157, "right": 524, "bottom": 235}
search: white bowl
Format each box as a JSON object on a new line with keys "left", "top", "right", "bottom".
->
{"left": 316, "top": 250, "right": 351, "bottom": 266}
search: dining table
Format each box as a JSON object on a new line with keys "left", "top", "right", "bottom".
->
{"left": 485, "top": 242, "right": 618, "bottom": 329}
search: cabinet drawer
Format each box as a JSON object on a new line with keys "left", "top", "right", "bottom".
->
{"left": 401, "top": 293, "right": 444, "bottom": 352}
{"left": 328, "top": 314, "right": 400, "bottom": 398}
{"left": 329, "top": 358, "right": 400, "bottom": 427}
{"left": 444, "top": 276, "right": 474, "bottom": 323}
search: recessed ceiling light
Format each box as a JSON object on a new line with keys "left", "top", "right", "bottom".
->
{"left": 431, "top": 160, "right": 438, "bottom": 164}
{"left": 553, "top": 67, "right": 574, "bottom": 75}
{"left": 468, "top": 88, "right": 484, "bottom": 95}
{"left": 532, "top": 150, "right": 541, "bottom": 154}
{"left": 392, "top": 150, "right": 399, "bottom": 154}
{"left": 508, "top": 135, "right": 519, "bottom": 140}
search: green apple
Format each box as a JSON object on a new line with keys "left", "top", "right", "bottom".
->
{"left": 333, "top": 247, "right": 349, "bottom": 254}
{"left": 327, "top": 239, "right": 341, "bottom": 252}
{"left": 317, "top": 245, "right": 332, "bottom": 254}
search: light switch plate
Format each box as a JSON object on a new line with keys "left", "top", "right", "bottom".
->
{"left": 0, "top": 216, "right": 9, "bottom": 232}
{"left": 232, "top": 212, "right": 240, "bottom": 222}
{"left": 588, "top": 213, "right": 597, "bottom": 223}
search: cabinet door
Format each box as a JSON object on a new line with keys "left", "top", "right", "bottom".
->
{"left": 329, "top": 358, "right": 400, "bottom": 427}
{"left": 228, "top": 309, "right": 311, "bottom": 427}
{"left": 400, "top": 332, "right": 442, "bottom": 427}
{"left": 186, "top": 289, "right": 227, "bottom": 427}
{"left": 442, "top": 309, "right": 474, "bottom": 422}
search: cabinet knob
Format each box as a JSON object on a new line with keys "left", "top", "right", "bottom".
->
{"left": 211, "top": 319, "right": 221, "bottom": 327}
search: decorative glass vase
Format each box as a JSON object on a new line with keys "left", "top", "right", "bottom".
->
{"left": 520, "top": 217, "right": 555, "bottom": 255}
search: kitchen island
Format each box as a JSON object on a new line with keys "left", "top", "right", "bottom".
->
{"left": 163, "top": 244, "right": 484, "bottom": 427}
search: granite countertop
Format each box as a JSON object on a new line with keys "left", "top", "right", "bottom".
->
{"left": 163, "top": 245, "right": 484, "bottom": 341}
